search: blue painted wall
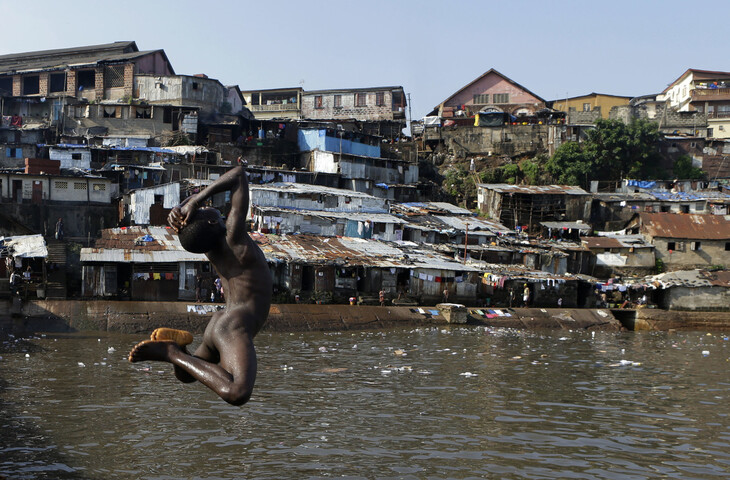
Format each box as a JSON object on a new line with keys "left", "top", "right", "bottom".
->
{"left": 298, "top": 129, "right": 380, "bottom": 158}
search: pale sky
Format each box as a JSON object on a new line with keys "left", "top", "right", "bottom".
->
{"left": 3, "top": 0, "right": 729, "bottom": 120}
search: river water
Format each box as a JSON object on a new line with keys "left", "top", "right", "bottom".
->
{"left": 1, "top": 326, "right": 728, "bottom": 480}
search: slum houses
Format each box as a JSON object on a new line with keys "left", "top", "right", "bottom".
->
{"left": 2, "top": 42, "right": 730, "bottom": 311}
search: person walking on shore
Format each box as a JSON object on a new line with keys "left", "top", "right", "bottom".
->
{"left": 128, "top": 165, "right": 272, "bottom": 406}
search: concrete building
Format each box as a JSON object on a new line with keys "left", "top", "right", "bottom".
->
{"left": 552, "top": 93, "right": 633, "bottom": 120}
{"left": 659, "top": 69, "right": 730, "bottom": 139}
{"left": 240, "top": 87, "right": 303, "bottom": 121}
{"left": 629, "top": 212, "right": 730, "bottom": 270}
{"left": 431, "top": 69, "right": 546, "bottom": 119}
{"left": 301, "top": 86, "right": 407, "bottom": 138}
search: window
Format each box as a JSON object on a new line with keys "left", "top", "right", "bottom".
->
{"left": 77, "top": 70, "right": 95, "bottom": 91}
{"left": 49, "top": 73, "right": 66, "bottom": 93}
{"left": 680, "top": 204, "right": 690, "bottom": 213}
{"left": 74, "top": 182, "right": 87, "bottom": 190}
{"left": 163, "top": 107, "right": 172, "bottom": 124}
{"left": 0, "top": 77, "right": 12, "bottom": 95}
{"left": 74, "top": 105, "right": 89, "bottom": 118}
{"left": 333, "top": 94, "right": 342, "bottom": 108}
{"left": 375, "top": 92, "right": 385, "bottom": 106}
{"left": 725, "top": 242, "right": 730, "bottom": 251}
{"left": 5, "top": 147, "right": 21, "bottom": 158}
{"left": 135, "top": 107, "right": 152, "bottom": 119}
{"left": 104, "top": 65, "right": 125, "bottom": 88}
{"left": 473, "top": 94, "right": 489, "bottom": 104}
{"left": 314, "top": 95, "right": 323, "bottom": 109}
{"left": 690, "top": 241, "right": 701, "bottom": 251}
{"left": 93, "top": 183, "right": 106, "bottom": 191}
{"left": 71, "top": 153, "right": 82, "bottom": 160}
{"left": 667, "top": 242, "right": 676, "bottom": 251}
{"left": 583, "top": 103, "right": 591, "bottom": 112}
{"left": 355, "top": 93, "right": 367, "bottom": 107}
{"left": 103, "top": 106, "right": 118, "bottom": 118}
{"left": 23, "top": 75, "right": 40, "bottom": 95}
{"left": 493, "top": 93, "right": 509, "bottom": 104}
{"left": 192, "top": 82, "right": 199, "bottom": 90}
{"left": 55, "top": 181, "right": 68, "bottom": 189}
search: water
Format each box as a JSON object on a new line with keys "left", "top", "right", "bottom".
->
{"left": 1, "top": 327, "right": 728, "bottom": 480}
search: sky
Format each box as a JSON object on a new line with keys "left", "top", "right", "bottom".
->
{"left": 3, "top": 0, "right": 730, "bottom": 120}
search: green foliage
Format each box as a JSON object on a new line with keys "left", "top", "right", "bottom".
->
{"left": 655, "top": 258, "right": 665, "bottom": 274}
{"left": 545, "top": 141, "right": 590, "bottom": 186}
{"left": 672, "top": 154, "right": 705, "bottom": 180}
{"left": 500, "top": 163, "right": 520, "bottom": 184}
{"left": 545, "top": 119, "right": 665, "bottom": 188}
{"left": 443, "top": 164, "right": 478, "bottom": 206}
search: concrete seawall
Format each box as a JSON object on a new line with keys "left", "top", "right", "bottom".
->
{"left": 1, "top": 300, "right": 728, "bottom": 335}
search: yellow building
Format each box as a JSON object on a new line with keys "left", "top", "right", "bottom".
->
{"left": 552, "top": 93, "right": 633, "bottom": 119}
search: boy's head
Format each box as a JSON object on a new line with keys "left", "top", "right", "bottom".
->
{"left": 178, "top": 208, "right": 226, "bottom": 253}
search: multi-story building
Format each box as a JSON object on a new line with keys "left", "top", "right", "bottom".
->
{"left": 660, "top": 69, "right": 730, "bottom": 139}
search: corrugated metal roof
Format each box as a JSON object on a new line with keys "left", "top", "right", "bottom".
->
{"left": 540, "top": 221, "right": 591, "bottom": 231}
{"left": 478, "top": 184, "right": 589, "bottom": 195}
{"left": 582, "top": 237, "right": 623, "bottom": 249}
{"left": 81, "top": 227, "right": 480, "bottom": 272}
{"left": 637, "top": 269, "right": 730, "bottom": 288}
{"left": 251, "top": 182, "right": 378, "bottom": 199}
{"left": 81, "top": 226, "right": 207, "bottom": 263}
{"left": 640, "top": 213, "right": 730, "bottom": 240}
{"left": 253, "top": 233, "right": 481, "bottom": 271}
{"left": 0, "top": 234, "right": 47, "bottom": 258}
{"left": 394, "top": 202, "right": 472, "bottom": 215}
{"left": 255, "top": 207, "right": 407, "bottom": 224}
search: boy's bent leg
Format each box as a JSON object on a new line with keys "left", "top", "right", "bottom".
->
{"left": 128, "top": 333, "right": 256, "bottom": 406}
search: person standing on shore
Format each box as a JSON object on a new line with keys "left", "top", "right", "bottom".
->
{"left": 128, "top": 165, "right": 272, "bottom": 406}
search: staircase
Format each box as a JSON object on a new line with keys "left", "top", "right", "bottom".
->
{"left": 45, "top": 239, "right": 68, "bottom": 299}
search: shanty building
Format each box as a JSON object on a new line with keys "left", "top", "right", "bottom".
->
{"left": 252, "top": 206, "right": 407, "bottom": 240}
{"left": 581, "top": 233, "right": 655, "bottom": 277}
{"left": 80, "top": 226, "right": 207, "bottom": 301}
{"left": 253, "top": 233, "right": 481, "bottom": 305}
{"left": 477, "top": 183, "right": 590, "bottom": 234}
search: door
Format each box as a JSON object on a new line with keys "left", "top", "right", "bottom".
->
{"left": 32, "top": 181, "right": 43, "bottom": 204}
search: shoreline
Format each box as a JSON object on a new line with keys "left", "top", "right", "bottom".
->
{"left": 1, "top": 299, "right": 729, "bottom": 336}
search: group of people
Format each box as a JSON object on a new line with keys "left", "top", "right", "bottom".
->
{"left": 194, "top": 274, "right": 224, "bottom": 303}
{"left": 6, "top": 261, "right": 33, "bottom": 296}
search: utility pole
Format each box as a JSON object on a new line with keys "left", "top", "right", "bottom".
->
{"left": 463, "top": 222, "right": 470, "bottom": 263}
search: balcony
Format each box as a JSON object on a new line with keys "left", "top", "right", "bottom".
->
{"left": 691, "top": 87, "right": 730, "bottom": 102}
{"left": 250, "top": 104, "right": 300, "bottom": 112}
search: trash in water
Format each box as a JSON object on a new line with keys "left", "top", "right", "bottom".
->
{"left": 108, "top": 347, "right": 116, "bottom": 353}
{"left": 394, "top": 349, "right": 406, "bottom": 356}
{"left": 25, "top": 353, "right": 30, "bottom": 358}
{"left": 608, "top": 359, "right": 641, "bottom": 367}
{"left": 318, "top": 346, "right": 328, "bottom": 353}
{"left": 702, "top": 350, "right": 710, "bottom": 356}
{"left": 460, "top": 372, "right": 477, "bottom": 377}
{"left": 77, "top": 362, "right": 85, "bottom": 367}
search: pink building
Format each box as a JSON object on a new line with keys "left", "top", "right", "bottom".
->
{"left": 431, "top": 69, "right": 546, "bottom": 118}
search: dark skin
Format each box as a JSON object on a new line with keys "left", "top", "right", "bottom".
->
{"left": 128, "top": 166, "right": 272, "bottom": 406}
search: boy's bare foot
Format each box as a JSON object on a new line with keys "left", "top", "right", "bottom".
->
{"left": 128, "top": 339, "right": 178, "bottom": 362}
{"left": 150, "top": 328, "right": 194, "bottom": 346}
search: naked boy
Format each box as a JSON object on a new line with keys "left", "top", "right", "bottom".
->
{"left": 128, "top": 166, "right": 272, "bottom": 406}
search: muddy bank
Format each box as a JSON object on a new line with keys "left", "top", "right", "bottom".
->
{"left": 0, "top": 300, "right": 728, "bottom": 335}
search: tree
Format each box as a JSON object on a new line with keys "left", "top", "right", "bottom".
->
{"left": 583, "top": 118, "right": 663, "bottom": 181}
{"left": 545, "top": 119, "right": 665, "bottom": 188}
{"left": 672, "top": 154, "right": 705, "bottom": 180}
{"left": 545, "top": 141, "right": 591, "bottom": 187}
